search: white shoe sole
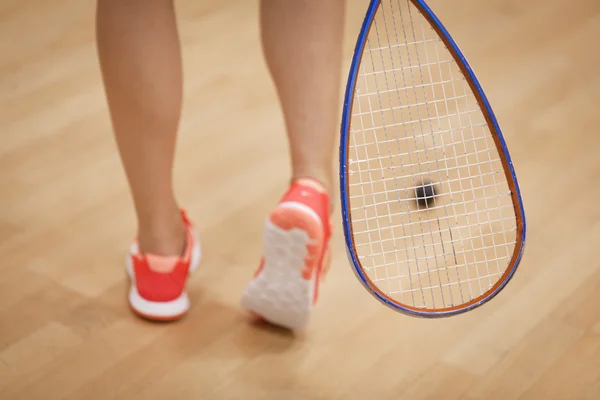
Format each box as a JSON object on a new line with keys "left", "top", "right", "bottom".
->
{"left": 241, "top": 202, "right": 323, "bottom": 330}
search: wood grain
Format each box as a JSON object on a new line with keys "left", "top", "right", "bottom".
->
{"left": 1, "top": 0, "right": 599, "bottom": 398}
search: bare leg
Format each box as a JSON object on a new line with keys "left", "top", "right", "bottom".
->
{"left": 240, "top": 1, "right": 346, "bottom": 330}
{"left": 260, "top": 0, "right": 346, "bottom": 200}
{"left": 96, "top": 0, "right": 185, "bottom": 256}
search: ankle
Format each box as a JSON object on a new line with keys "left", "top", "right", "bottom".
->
{"left": 137, "top": 212, "right": 186, "bottom": 257}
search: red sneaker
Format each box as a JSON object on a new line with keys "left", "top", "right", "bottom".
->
{"left": 241, "top": 178, "right": 332, "bottom": 330}
{"left": 125, "top": 210, "right": 202, "bottom": 321}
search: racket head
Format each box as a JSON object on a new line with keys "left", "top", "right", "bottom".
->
{"left": 339, "top": 0, "right": 526, "bottom": 318}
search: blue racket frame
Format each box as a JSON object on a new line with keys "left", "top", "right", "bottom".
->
{"left": 339, "top": 0, "right": 527, "bottom": 318}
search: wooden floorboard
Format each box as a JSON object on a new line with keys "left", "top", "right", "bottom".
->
{"left": 1, "top": 0, "right": 599, "bottom": 398}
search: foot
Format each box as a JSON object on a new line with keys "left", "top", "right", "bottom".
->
{"left": 126, "top": 210, "right": 202, "bottom": 321}
{"left": 241, "top": 178, "right": 332, "bottom": 330}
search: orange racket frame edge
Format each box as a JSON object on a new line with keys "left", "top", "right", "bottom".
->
{"left": 338, "top": 0, "right": 527, "bottom": 318}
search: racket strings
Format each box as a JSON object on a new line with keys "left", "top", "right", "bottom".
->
{"left": 362, "top": 4, "right": 425, "bottom": 305}
{"left": 374, "top": 0, "right": 457, "bottom": 308}
{"left": 398, "top": 1, "right": 463, "bottom": 308}
{"left": 350, "top": 151, "right": 502, "bottom": 179}
{"left": 392, "top": 0, "right": 449, "bottom": 307}
{"left": 347, "top": 0, "right": 517, "bottom": 310}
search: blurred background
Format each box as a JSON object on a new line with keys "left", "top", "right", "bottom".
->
{"left": 1, "top": 0, "right": 599, "bottom": 399}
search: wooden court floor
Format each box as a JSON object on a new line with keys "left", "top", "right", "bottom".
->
{"left": 1, "top": 0, "right": 599, "bottom": 399}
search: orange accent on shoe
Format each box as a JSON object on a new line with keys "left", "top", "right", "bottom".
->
{"left": 295, "top": 177, "right": 328, "bottom": 193}
{"left": 321, "top": 243, "right": 333, "bottom": 280}
{"left": 272, "top": 178, "right": 331, "bottom": 304}
{"left": 248, "top": 310, "right": 265, "bottom": 321}
{"left": 133, "top": 256, "right": 189, "bottom": 303}
{"left": 282, "top": 179, "right": 331, "bottom": 237}
{"left": 144, "top": 225, "right": 192, "bottom": 273}
{"left": 290, "top": 179, "right": 331, "bottom": 304}
{"left": 145, "top": 255, "right": 180, "bottom": 273}
{"left": 131, "top": 211, "right": 195, "bottom": 303}
{"left": 253, "top": 258, "right": 265, "bottom": 278}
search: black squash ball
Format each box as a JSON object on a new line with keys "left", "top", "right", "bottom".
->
{"left": 414, "top": 180, "right": 438, "bottom": 209}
